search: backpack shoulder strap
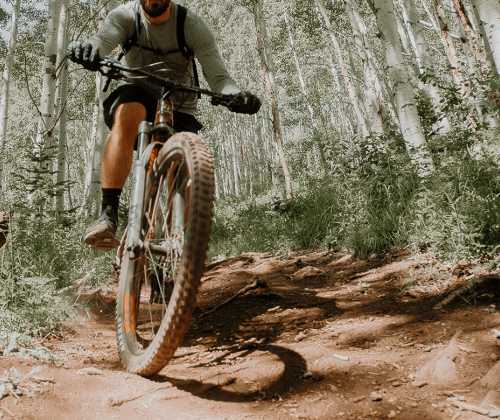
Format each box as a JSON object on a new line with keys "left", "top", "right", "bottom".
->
{"left": 118, "top": 0, "right": 142, "bottom": 59}
{"left": 176, "top": 4, "right": 200, "bottom": 96}
{"left": 176, "top": 5, "right": 194, "bottom": 60}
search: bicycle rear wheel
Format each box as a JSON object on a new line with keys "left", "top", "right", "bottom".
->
{"left": 116, "top": 132, "right": 214, "bottom": 376}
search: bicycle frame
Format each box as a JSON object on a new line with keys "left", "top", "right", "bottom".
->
{"left": 100, "top": 57, "right": 232, "bottom": 260}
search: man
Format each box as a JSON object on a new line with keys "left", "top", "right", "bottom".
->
{"left": 68, "top": 0, "right": 261, "bottom": 250}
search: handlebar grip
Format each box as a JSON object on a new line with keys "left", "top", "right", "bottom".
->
{"left": 211, "top": 94, "right": 235, "bottom": 107}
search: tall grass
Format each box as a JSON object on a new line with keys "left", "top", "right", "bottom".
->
{"left": 209, "top": 127, "right": 500, "bottom": 262}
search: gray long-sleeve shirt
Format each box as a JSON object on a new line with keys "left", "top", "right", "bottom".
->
{"left": 89, "top": 1, "right": 240, "bottom": 115}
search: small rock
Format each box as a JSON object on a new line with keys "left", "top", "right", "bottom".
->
{"left": 77, "top": 367, "right": 103, "bottom": 375}
{"left": 295, "top": 332, "right": 307, "bottom": 342}
{"left": 493, "top": 329, "right": 500, "bottom": 338}
{"left": 371, "top": 392, "right": 383, "bottom": 401}
{"left": 329, "top": 385, "right": 339, "bottom": 392}
{"left": 423, "top": 346, "right": 432, "bottom": 352}
{"left": 388, "top": 410, "right": 397, "bottom": 418}
{"left": 369, "top": 317, "right": 375, "bottom": 322}
{"left": 411, "top": 380, "right": 428, "bottom": 388}
{"left": 492, "top": 353, "right": 498, "bottom": 361}
{"left": 353, "top": 396, "right": 365, "bottom": 403}
{"left": 411, "top": 402, "right": 418, "bottom": 407}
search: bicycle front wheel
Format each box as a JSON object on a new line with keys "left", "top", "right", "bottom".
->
{"left": 116, "top": 132, "right": 214, "bottom": 376}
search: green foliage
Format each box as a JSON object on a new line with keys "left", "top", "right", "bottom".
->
{"left": 210, "top": 125, "right": 500, "bottom": 262}
{"left": 0, "top": 235, "right": 74, "bottom": 345}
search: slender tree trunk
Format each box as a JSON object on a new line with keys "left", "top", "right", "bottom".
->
{"left": 454, "top": 0, "right": 490, "bottom": 74}
{"left": 316, "top": 0, "right": 370, "bottom": 138}
{"left": 344, "top": 0, "right": 384, "bottom": 134}
{"left": 434, "top": 0, "right": 467, "bottom": 94}
{"left": 81, "top": 0, "right": 119, "bottom": 215}
{"left": 35, "top": 0, "right": 62, "bottom": 173}
{"left": 374, "top": 0, "right": 434, "bottom": 176}
{"left": 403, "top": 0, "right": 451, "bottom": 132}
{"left": 252, "top": 0, "right": 292, "bottom": 199}
{"left": 0, "top": 0, "right": 22, "bottom": 199}
{"left": 351, "top": 0, "right": 397, "bottom": 123}
{"left": 282, "top": 1, "right": 327, "bottom": 165}
{"left": 54, "top": 0, "right": 70, "bottom": 212}
{"left": 471, "top": 0, "right": 500, "bottom": 74}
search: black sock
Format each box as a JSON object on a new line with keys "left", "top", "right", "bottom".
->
{"left": 101, "top": 188, "right": 122, "bottom": 216}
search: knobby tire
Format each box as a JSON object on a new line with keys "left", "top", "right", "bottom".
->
{"left": 115, "top": 132, "right": 214, "bottom": 376}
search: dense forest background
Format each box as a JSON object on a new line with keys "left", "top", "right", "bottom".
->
{"left": 1, "top": 0, "right": 500, "bottom": 342}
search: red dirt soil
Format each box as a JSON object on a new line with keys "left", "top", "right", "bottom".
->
{"left": 1, "top": 249, "right": 500, "bottom": 420}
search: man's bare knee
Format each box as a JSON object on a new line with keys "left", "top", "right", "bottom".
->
{"left": 113, "top": 102, "right": 147, "bottom": 129}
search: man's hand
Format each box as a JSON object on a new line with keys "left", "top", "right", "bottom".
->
{"left": 67, "top": 41, "right": 101, "bottom": 71}
{"left": 227, "top": 91, "right": 261, "bottom": 115}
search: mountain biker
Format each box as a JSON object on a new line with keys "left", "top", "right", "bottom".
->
{"left": 68, "top": 0, "right": 261, "bottom": 251}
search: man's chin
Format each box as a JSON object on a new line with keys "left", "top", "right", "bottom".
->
{"left": 143, "top": 1, "right": 170, "bottom": 18}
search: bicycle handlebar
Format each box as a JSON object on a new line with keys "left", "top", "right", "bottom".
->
{"left": 99, "top": 56, "right": 234, "bottom": 108}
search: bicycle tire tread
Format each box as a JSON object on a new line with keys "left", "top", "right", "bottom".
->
{"left": 116, "top": 132, "right": 214, "bottom": 376}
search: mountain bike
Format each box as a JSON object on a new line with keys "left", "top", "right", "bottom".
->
{"left": 99, "top": 57, "right": 233, "bottom": 376}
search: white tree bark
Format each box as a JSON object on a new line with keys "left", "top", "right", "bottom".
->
{"left": 282, "top": 2, "right": 326, "bottom": 165}
{"left": 252, "top": 0, "right": 293, "bottom": 199}
{"left": 344, "top": 0, "right": 384, "bottom": 134}
{"left": 403, "top": 0, "right": 451, "bottom": 132}
{"left": 434, "top": 0, "right": 467, "bottom": 95}
{"left": 81, "top": 0, "right": 119, "bottom": 215}
{"left": 0, "top": 0, "right": 22, "bottom": 197}
{"left": 453, "top": 0, "right": 490, "bottom": 74}
{"left": 315, "top": 0, "right": 370, "bottom": 138}
{"left": 471, "top": 0, "right": 500, "bottom": 74}
{"left": 54, "top": 0, "right": 70, "bottom": 212}
{"left": 374, "top": 0, "right": 434, "bottom": 176}
{"left": 34, "top": 0, "right": 62, "bottom": 173}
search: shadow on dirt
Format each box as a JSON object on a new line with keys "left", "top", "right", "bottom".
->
{"left": 153, "top": 344, "right": 307, "bottom": 402}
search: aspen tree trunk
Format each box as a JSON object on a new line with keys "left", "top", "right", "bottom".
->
{"left": 282, "top": 1, "right": 327, "bottom": 165}
{"left": 403, "top": 0, "right": 451, "bottom": 132}
{"left": 315, "top": 0, "right": 370, "bottom": 138}
{"left": 374, "top": 0, "right": 434, "bottom": 176}
{"left": 344, "top": 0, "right": 384, "bottom": 134}
{"left": 34, "top": 0, "right": 62, "bottom": 175}
{"left": 81, "top": 0, "right": 119, "bottom": 215}
{"left": 434, "top": 0, "right": 467, "bottom": 94}
{"left": 350, "top": 0, "right": 397, "bottom": 123}
{"left": 0, "top": 0, "right": 22, "bottom": 198}
{"left": 443, "top": 0, "right": 476, "bottom": 75}
{"left": 54, "top": 0, "right": 70, "bottom": 212}
{"left": 471, "top": 0, "right": 500, "bottom": 73}
{"left": 453, "top": 0, "right": 489, "bottom": 73}
{"left": 346, "top": 42, "right": 371, "bottom": 131}
{"left": 252, "top": 0, "right": 292, "bottom": 199}
{"left": 397, "top": 0, "right": 424, "bottom": 74}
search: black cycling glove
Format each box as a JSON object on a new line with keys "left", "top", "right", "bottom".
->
{"left": 67, "top": 41, "right": 101, "bottom": 71}
{"left": 227, "top": 91, "right": 262, "bottom": 115}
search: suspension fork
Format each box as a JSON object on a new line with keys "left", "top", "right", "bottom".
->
{"left": 126, "top": 121, "right": 153, "bottom": 259}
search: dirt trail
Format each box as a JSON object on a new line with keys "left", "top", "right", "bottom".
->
{"left": 1, "top": 249, "right": 500, "bottom": 420}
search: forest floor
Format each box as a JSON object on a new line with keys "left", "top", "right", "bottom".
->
{"left": 1, "top": 248, "right": 500, "bottom": 420}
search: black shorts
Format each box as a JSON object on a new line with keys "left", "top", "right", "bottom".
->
{"left": 103, "top": 84, "right": 203, "bottom": 134}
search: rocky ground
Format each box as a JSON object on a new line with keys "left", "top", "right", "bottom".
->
{"left": 1, "top": 249, "right": 500, "bottom": 420}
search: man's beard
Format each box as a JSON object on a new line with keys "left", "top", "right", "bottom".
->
{"left": 141, "top": 0, "right": 170, "bottom": 18}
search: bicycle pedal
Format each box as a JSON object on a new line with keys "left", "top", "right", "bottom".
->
{"left": 89, "top": 237, "right": 120, "bottom": 251}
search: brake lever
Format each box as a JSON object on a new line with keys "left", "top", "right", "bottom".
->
{"left": 99, "top": 57, "right": 123, "bottom": 93}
